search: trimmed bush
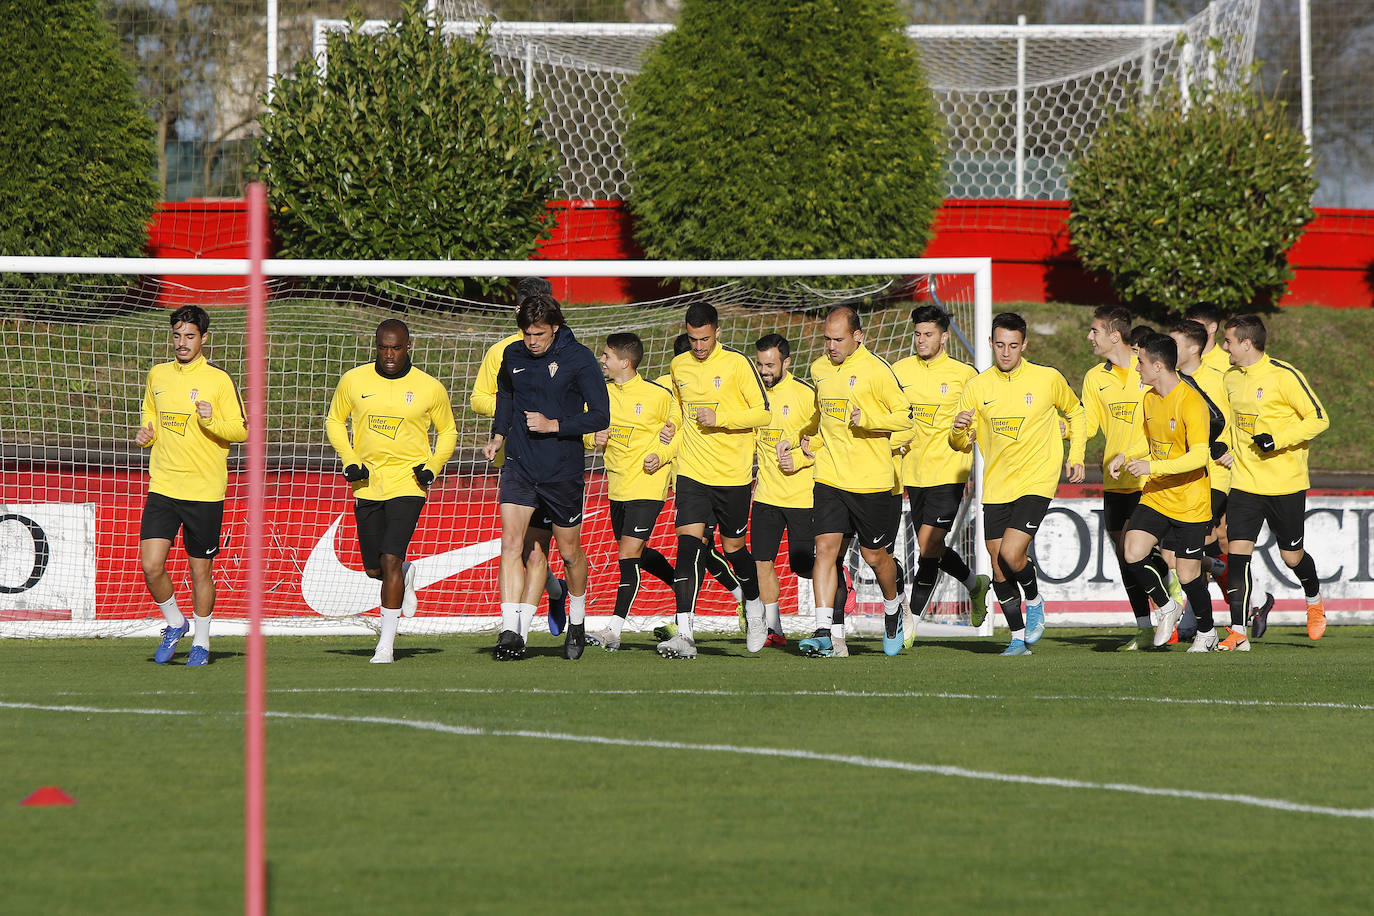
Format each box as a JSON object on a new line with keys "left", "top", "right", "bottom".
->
{"left": 624, "top": 0, "right": 945, "bottom": 285}
{"left": 1068, "top": 64, "right": 1316, "bottom": 315}
{"left": 0, "top": 0, "right": 159, "bottom": 302}
{"left": 256, "top": 1, "right": 561, "bottom": 298}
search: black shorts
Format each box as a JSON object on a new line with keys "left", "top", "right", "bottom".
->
{"left": 1210, "top": 489, "right": 1228, "bottom": 530}
{"left": 983, "top": 495, "right": 1052, "bottom": 541}
{"left": 610, "top": 499, "right": 664, "bottom": 541}
{"left": 813, "top": 482, "right": 897, "bottom": 551}
{"left": 354, "top": 496, "right": 426, "bottom": 570}
{"left": 1102, "top": 489, "right": 1142, "bottom": 533}
{"left": 140, "top": 493, "right": 224, "bottom": 558}
{"left": 499, "top": 464, "right": 584, "bottom": 529}
{"left": 1226, "top": 489, "right": 1307, "bottom": 549}
{"left": 906, "top": 483, "right": 965, "bottom": 531}
{"left": 751, "top": 501, "right": 813, "bottom": 562}
{"left": 1127, "top": 502, "right": 1208, "bottom": 558}
{"left": 674, "top": 476, "right": 750, "bottom": 538}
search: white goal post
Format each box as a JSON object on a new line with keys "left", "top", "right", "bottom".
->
{"left": 0, "top": 255, "right": 993, "bottom": 639}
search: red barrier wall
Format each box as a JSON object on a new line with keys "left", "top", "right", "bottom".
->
{"left": 147, "top": 199, "right": 1374, "bottom": 307}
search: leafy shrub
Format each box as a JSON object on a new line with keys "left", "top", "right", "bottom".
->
{"left": 256, "top": 0, "right": 561, "bottom": 297}
{"left": 1068, "top": 62, "right": 1316, "bottom": 315}
{"left": 624, "top": 0, "right": 945, "bottom": 287}
{"left": 0, "top": 0, "right": 159, "bottom": 311}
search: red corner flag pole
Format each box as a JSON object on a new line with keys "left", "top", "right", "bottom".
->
{"left": 245, "top": 181, "right": 268, "bottom": 916}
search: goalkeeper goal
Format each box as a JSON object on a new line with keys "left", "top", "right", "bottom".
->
{"left": 0, "top": 255, "right": 991, "bottom": 640}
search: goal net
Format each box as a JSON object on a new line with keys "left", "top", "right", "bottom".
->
{"left": 0, "top": 257, "right": 990, "bottom": 639}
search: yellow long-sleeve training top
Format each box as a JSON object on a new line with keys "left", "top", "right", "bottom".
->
{"left": 669, "top": 343, "right": 770, "bottom": 487}
{"left": 809, "top": 344, "right": 913, "bottom": 495}
{"left": 1133, "top": 381, "right": 1212, "bottom": 524}
{"left": 1083, "top": 356, "right": 1149, "bottom": 494}
{"left": 140, "top": 356, "right": 247, "bottom": 502}
{"left": 754, "top": 372, "right": 819, "bottom": 509}
{"left": 585, "top": 373, "right": 680, "bottom": 502}
{"left": 892, "top": 349, "right": 976, "bottom": 489}
{"left": 951, "top": 359, "right": 1086, "bottom": 504}
{"left": 326, "top": 363, "right": 458, "bottom": 501}
{"left": 1187, "top": 362, "right": 1233, "bottom": 493}
{"left": 1201, "top": 343, "right": 1230, "bottom": 374}
{"left": 1224, "top": 353, "right": 1328, "bottom": 496}
{"left": 470, "top": 332, "right": 520, "bottom": 466}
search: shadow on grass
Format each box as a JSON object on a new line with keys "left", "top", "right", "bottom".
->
{"left": 1049, "top": 633, "right": 1139, "bottom": 652}
{"left": 147, "top": 649, "right": 247, "bottom": 664}
{"left": 325, "top": 647, "right": 443, "bottom": 660}
{"left": 912, "top": 638, "right": 1011, "bottom": 655}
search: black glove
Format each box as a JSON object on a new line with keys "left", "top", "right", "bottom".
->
{"left": 343, "top": 464, "right": 369, "bottom": 482}
{"left": 1209, "top": 441, "right": 1229, "bottom": 461}
{"left": 413, "top": 464, "right": 435, "bottom": 486}
{"left": 1252, "top": 433, "right": 1276, "bottom": 453}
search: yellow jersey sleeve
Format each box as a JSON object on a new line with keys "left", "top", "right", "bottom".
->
{"left": 470, "top": 333, "right": 521, "bottom": 418}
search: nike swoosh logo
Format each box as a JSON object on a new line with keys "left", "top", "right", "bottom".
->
{"left": 1025, "top": 523, "right": 1038, "bottom": 530}
{"left": 512, "top": 368, "right": 526, "bottom": 373}
{"left": 154, "top": 390, "right": 165, "bottom": 395}
{"left": 302, "top": 515, "right": 500, "bottom": 616}
{"left": 360, "top": 394, "right": 375, "bottom": 399}
{"left": 936, "top": 517, "right": 953, "bottom": 524}
{"left": 1099, "top": 385, "right": 1110, "bottom": 391}
{"left": 983, "top": 399, "right": 995, "bottom": 405}
{"left": 634, "top": 526, "right": 649, "bottom": 532}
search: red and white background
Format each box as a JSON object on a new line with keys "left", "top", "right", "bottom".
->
{"left": 4, "top": 471, "right": 1371, "bottom": 634}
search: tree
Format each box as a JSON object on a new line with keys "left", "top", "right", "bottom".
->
{"left": 624, "top": 0, "right": 945, "bottom": 283}
{"left": 0, "top": 0, "right": 159, "bottom": 291}
{"left": 257, "top": 0, "right": 561, "bottom": 296}
{"left": 1068, "top": 64, "right": 1315, "bottom": 314}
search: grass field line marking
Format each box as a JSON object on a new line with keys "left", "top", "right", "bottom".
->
{"left": 8, "top": 700, "right": 1367, "bottom": 820}
{"left": 33, "top": 687, "right": 1374, "bottom": 712}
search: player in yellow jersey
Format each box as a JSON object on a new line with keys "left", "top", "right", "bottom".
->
{"left": 1219, "top": 314, "right": 1330, "bottom": 647}
{"left": 1185, "top": 302, "right": 1231, "bottom": 375}
{"left": 327, "top": 319, "right": 458, "bottom": 663}
{"left": 891, "top": 305, "right": 990, "bottom": 642}
{"left": 1080, "top": 306, "right": 1159, "bottom": 649}
{"left": 582, "top": 333, "right": 679, "bottom": 651}
{"left": 1107, "top": 333, "right": 1223, "bottom": 651}
{"left": 136, "top": 306, "right": 247, "bottom": 666}
{"left": 751, "top": 334, "right": 834, "bottom": 651}
{"left": 804, "top": 306, "right": 914, "bottom": 658}
{"left": 651, "top": 334, "right": 748, "bottom": 643}
{"left": 951, "top": 312, "right": 1086, "bottom": 656}
{"left": 658, "top": 302, "right": 771, "bottom": 659}
{"left": 1170, "top": 318, "right": 1275, "bottom": 640}
{"left": 469, "top": 277, "right": 569, "bottom": 637}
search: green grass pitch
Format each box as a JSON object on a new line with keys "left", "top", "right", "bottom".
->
{"left": 4, "top": 628, "right": 1373, "bottom": 915}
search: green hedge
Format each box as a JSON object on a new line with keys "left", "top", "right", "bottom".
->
{"left": 257, "top": 0, "right": 561, "bottom": 297}
{"left": 0, "top": 0, "right": 159, "bottom": 307}
{"left": 1068, "top": 62, "right": 1315, "bottom": 315}
{"left": 624, "top": 0, "right": 945, "bottom": 286}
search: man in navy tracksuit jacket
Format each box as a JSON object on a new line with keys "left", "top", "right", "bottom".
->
{"left": 485, "top": 294, "right": 610, "bottom": 661}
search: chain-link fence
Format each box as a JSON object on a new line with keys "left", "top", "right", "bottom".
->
{"left": 106, "top": 1, "right": 1372, "bottom": 207}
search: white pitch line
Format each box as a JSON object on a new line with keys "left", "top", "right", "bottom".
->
{"left": 4, "top": 700, "right": 1373, "bottom": 820}
{"left": 61, "top": 685, "right": 1370, "bottom": 712}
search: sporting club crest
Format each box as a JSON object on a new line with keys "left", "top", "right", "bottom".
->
{"left": 189, "top": 388, "right": 199, "bottom": 401}
{"left": 940, "top": 383, "right": 949, "bottom": 396}
{"left": 1255, "top": 387, "right": 1264, "bottom": 401}
{"left": 713, "top": 376, "right": 722, "bottom": 389}
{"left": 405, "top": 391, "right": 414, "bottom": 404}
{"left": 1025, "top": 393, "right": 1034, "bottom": 405}
{"left": 634, "top": 403, "right": 643, "bottom": 415}
{"left": 550, "top": 361, "right": 560, "bottom": 378}
{"left": 849, "top": 376, "right": 858, "bottom": 388}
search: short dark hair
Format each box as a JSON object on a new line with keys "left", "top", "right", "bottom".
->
{"left": 1092, "top": 305, "right": 1133, "bottom": 339}
{"left": 1225, "top": 314, "right": 1267, "bottom": 352}
{"left": 1139, "top": 332, "right": 1177, "bottom": 371}
{"left": 672, "top": 333, "right": 691, "bottom": 356}
{"left": 684, "top": 301, "right": 718, "bottom": 329}
{"left": 1168, "top": 319, "right": 1209, "bottom": 354}
{"left": 515, "top": 277, "right": 553, "bottom": 308}
{"left": 605, "top": 332, "right": 644, "bottom": 368}
{"left": 991, "top": 311, "right": 1027, "bottom": 338}
{"left": 376, "top": 317, "right": 409, "bottom": 342}
{"left": 755, "top": 333, "right": 790, "bottom": 360}
{"left": 516, "top": 294, "right": 565, "bottom": 331}
{"left": 1128, "top": 324, "right": 1155, "bottom": 348}
{"left": 169, "top": 305, "right": 209, "bottom": 334}
{"left": 1185, "top": 302, "right": 1224, "bottom": 327}
{"left": 826, "top": 305, "right": 861, "bottom": 332}
{"left": 910, "top": 304, "right": 950, "bottom": 331}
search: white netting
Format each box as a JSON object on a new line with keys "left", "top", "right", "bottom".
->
{"left": 310, "top": 0, "right": 1264, "bottom": 200}
{"left": 0, "top": 260, "right": 990, "bottom": 638}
